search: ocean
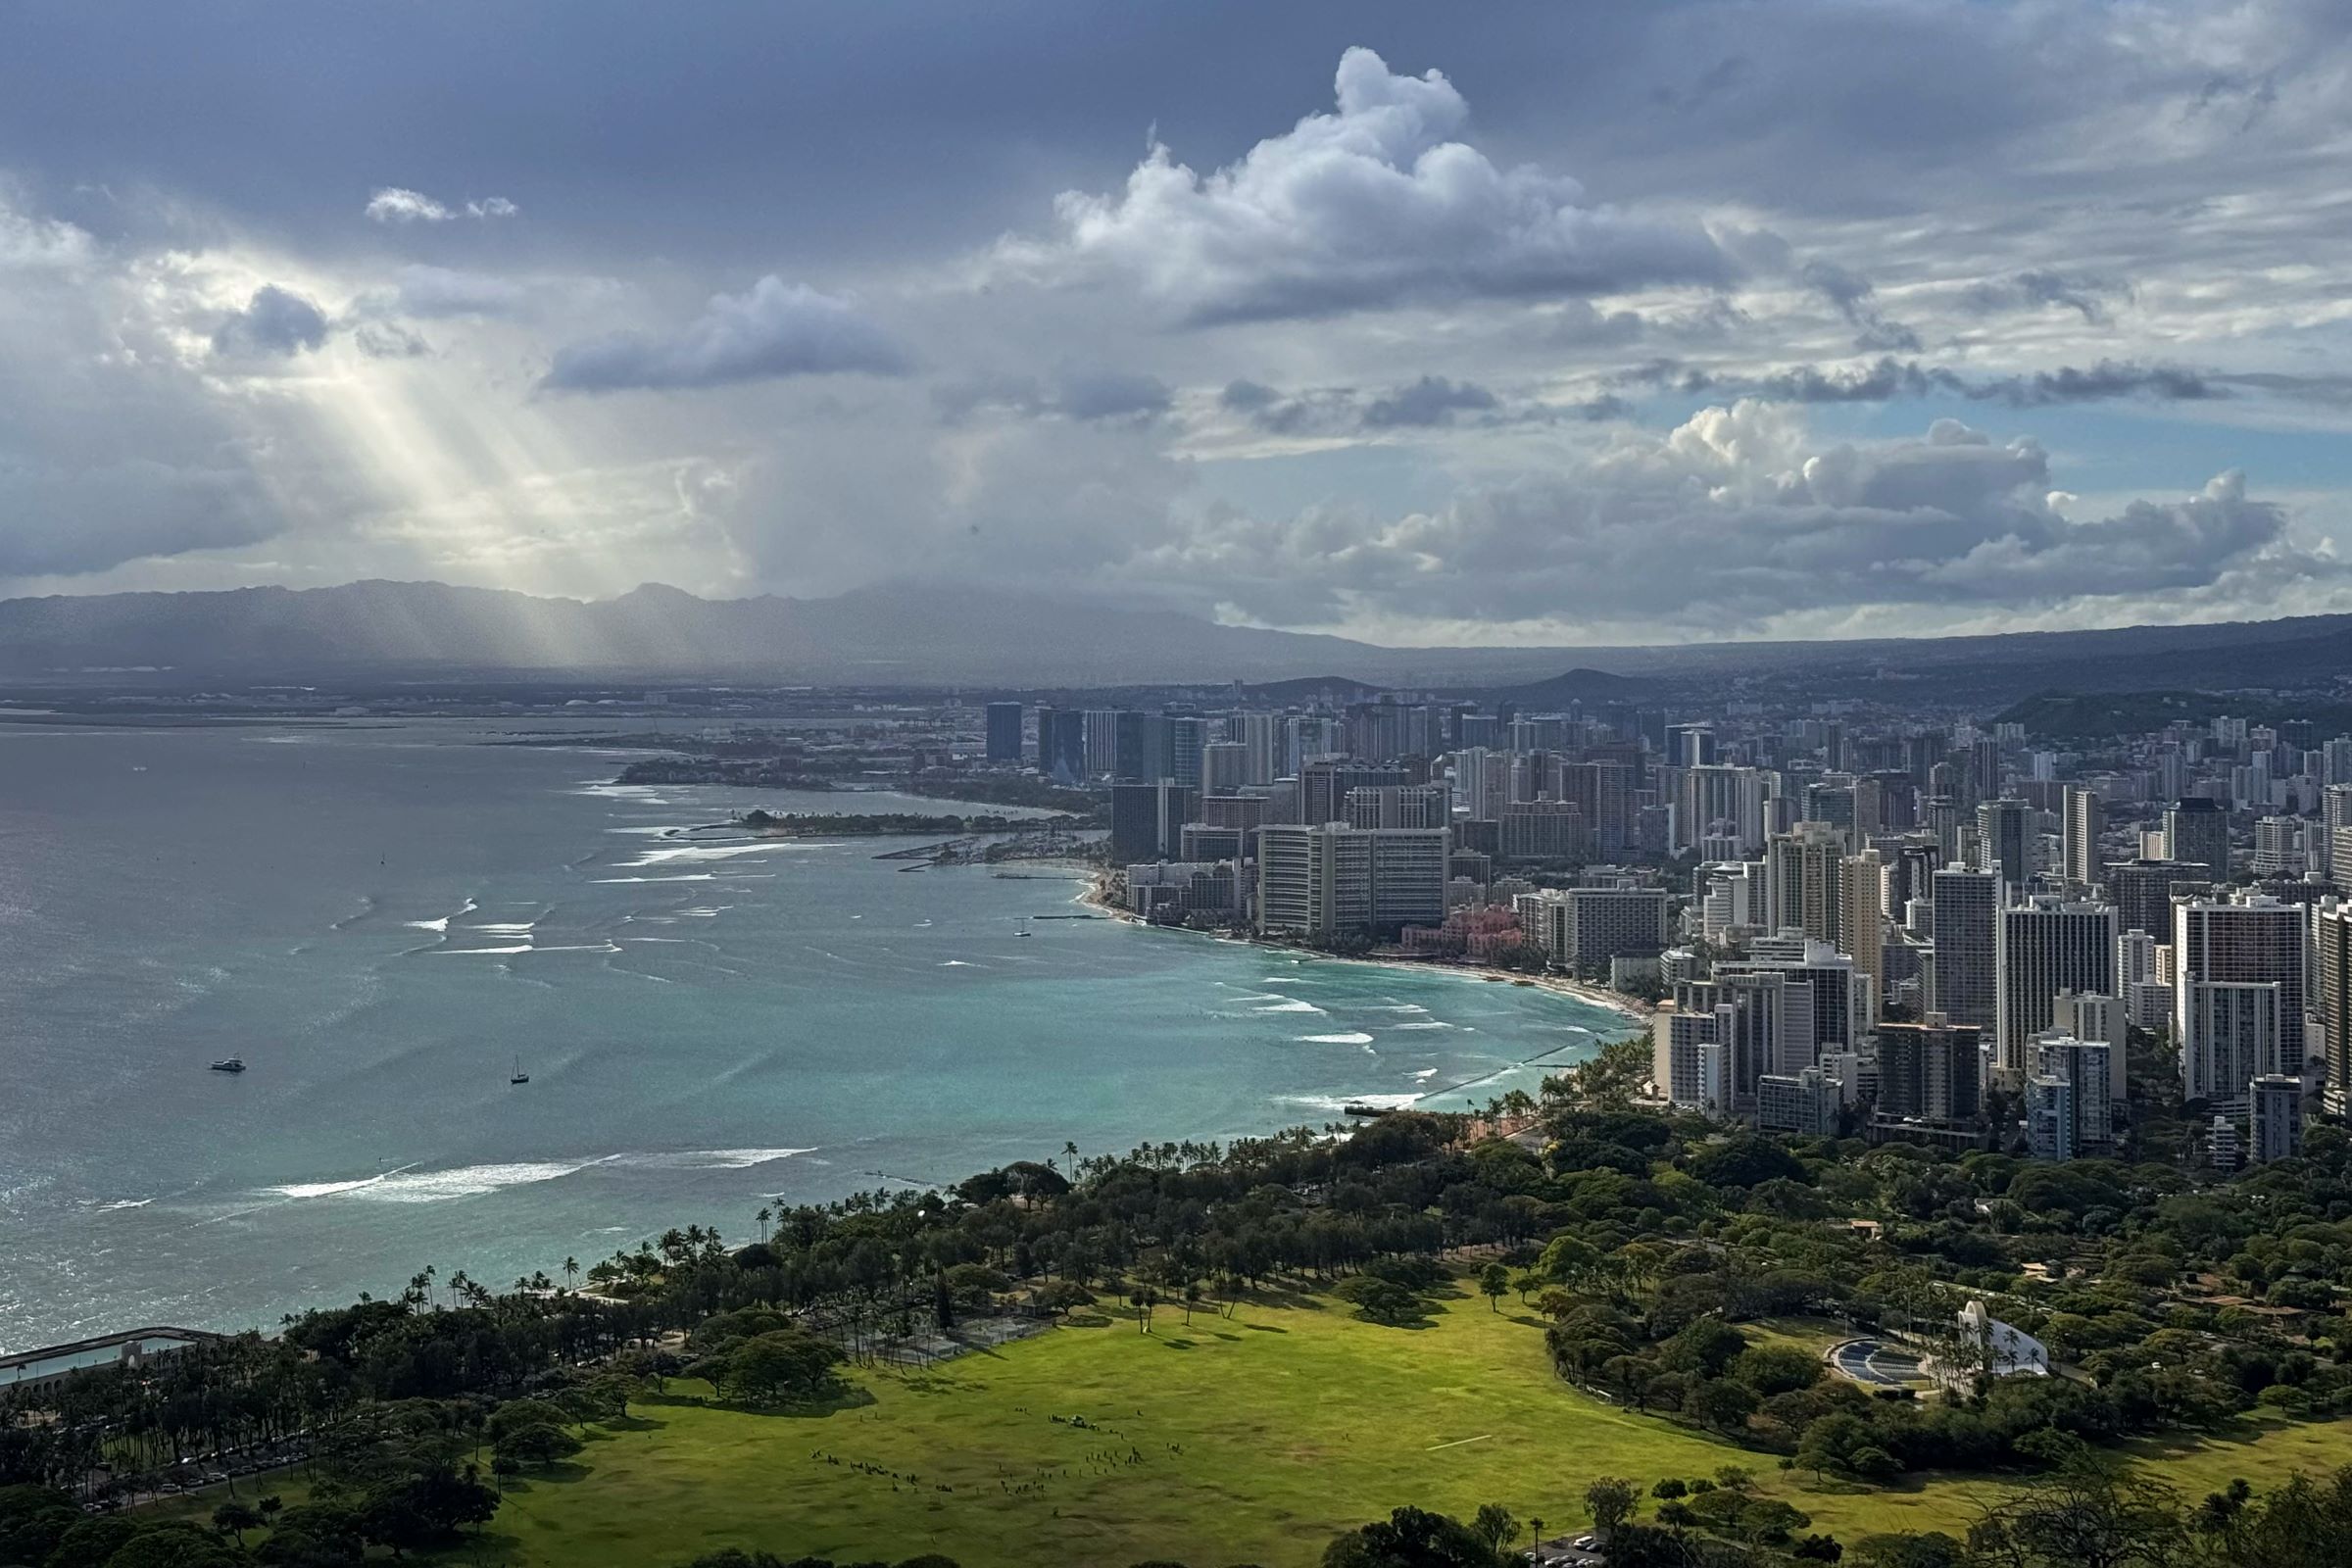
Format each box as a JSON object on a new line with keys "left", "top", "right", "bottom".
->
{"left": 0, "top": 718, "right": 1620, "bottom": 1348}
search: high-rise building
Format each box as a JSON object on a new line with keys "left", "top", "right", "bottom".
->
{"left": 2180, "top": 980, "right": 2284, "bottom": 1107}
{"left": 2176, "top": 893, "right": 2308, "bottom": 1105}
{"left": 1166, "top": 716, "right": 1206, "bottom": 791}
{"left": 1765, "top": 822, "right": 1846, "bottom": 948}
{"left": 2062, "top": 785, "right": 2104, "bottom": 889}
{"left": 1717, "top": 937, "right": 1858, "bottom": 1063}
{"left": 2025, "top": 1033, "right": 2111, "bottom": 1158}
{"left": 1677, "top": 764, "right": 1772, "bottom": 855}
{"left": 983, "top": 702, "right": 1023, "bottom": 762}
{"left": 1929, "top": 868, "right": 1999, "bottom": 1030}
{"left": 2166, "top": 797, "right": 2230, "bottom": 884}
{"left": 2108, "top": 858, "right": 2210, "bottom": 939}
{"left": 2317, "top": 899, "right": 2352, "bottom": 1115}
{"left": 1254, "top": 823, "right": 1446, "bottom": 939}
{"left": 1343, "top": 784, "right": 1451, "bottom": 830}
{"left": 2252, "top": 815, "right": 2305, "bottom": 877}
{"left": 1233, "top": 710, "right": 1283, "bottom": 787}
{"left": 1109, "top": 781, "right": 1195, "bottom": 864}
{"left": 2053, "top": 989, "right": 2131, "bottom": 1106}
{"left": 1977, "top": 798, "right": 2032, "bottom": 892}
{"left": 1652, "top": 1002, "right": 1729, "bottom": 1116}
{"left": 1201, "top": 741, "right": 1250, "bottom": 795}
{"left": 1082, "top": 709, "right": 1120, "bottom": 778}
{"left": 1035, "top": 705, "right": 1086, "bottom": 781}
{"left": 1841, "top": 849, "right": 1886, "bottom": 1024}
{"left": 2024, "top": 1071, "right": 2078, "bottom": 1161}
{"left": 1994, "top": 899, "right": 2117, "bottom": 1080}
{"left": 1498, "top": 800, "right": 1590, "bottom": 863}
{"left": 2249, "top": 1073, "right": 2304, "bottom": 1162}
{"left": 1555, "top": 886, "right": 1671, "bottom": 976}
{"left": 1875, "top": 1020, "right": 1984, "bottom": 1123}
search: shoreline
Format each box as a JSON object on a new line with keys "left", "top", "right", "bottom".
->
{"left": 1075, "top": 872, "right": 1651, "bottom": 1031}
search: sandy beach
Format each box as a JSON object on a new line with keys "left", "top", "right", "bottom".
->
{"left": 1078, "top": 871, "right": 1651, "bottom": 1030}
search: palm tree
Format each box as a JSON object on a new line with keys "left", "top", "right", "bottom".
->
{"left": 756, "top": 1205, "right": 772, "bottom": 1244}
{"left": 563, "top": 1256, "right": 580, "bottom": 1291}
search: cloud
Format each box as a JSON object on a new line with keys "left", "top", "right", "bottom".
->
{"left": 386, "top": 265, "right": 532, "bottom": 318}
{"left": 1958, "top": 269, "right": 2126, "bottom": 323}
{"left": 1361, "top": 375, "right": 1497, "bottom": 427}
{"left": 364, "top": 186, "right": 517, "bottom": 223}
{"left": 210, "top": 283, "right": 330, "bottom": 359}
{"left": 1119, "top": 403, "right": 2329, "bottom": 634}
{"left": 934, "top": 368, "right": 1171, "bottom": 423}
{"left": 1647, "top": 357, "right": 2224, "bottom": 408}
{"left": 1799, "top": 259, "right": 1920, "bottom": 353}
{"left": 998, "top": 46, "right": 1735, "bottom": 324}
{"left": 541, "top": 276, "right": 908, "bottom": 392}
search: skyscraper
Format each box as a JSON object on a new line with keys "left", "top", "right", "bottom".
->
{"left": 2249, "top": 1074, "right": 2305, "bottom": 1162}
{"left": 2310, "top": 898, "right": 2352, "bottom": 1116}
{"left": 1929, "top": 868, "right": 1999, "bottom": 1030}
{"left": 1765, "top": 822, "right": 1846, "bottom": 948}
{"left": 1841, "top": 849, "right": 1886, "bottom": 1024}
{"left": 2107, "top": 858, "right": 2210, "bottom": 940}
{"left": 2062, "top": 784, "right": 2104, "bottom": 889}
{"left": 2166, "top": 797, "right": 2230, "bottom": 884}
{"left": 1994, "top": 899, "right": 2117, "bottom": 1081}
{"left": 2175, "top": 893, "right": 2307, "bottom": 1107}
{"left": 983, "top": 701, "right": 1023, "bottom": 762}
{"left": 1977, "top": 798, "right": 2031, "bottom": 892}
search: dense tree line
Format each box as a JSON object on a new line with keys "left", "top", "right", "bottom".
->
{"left": 8, "top": 1041, "right": 2352, "bottom": 1562}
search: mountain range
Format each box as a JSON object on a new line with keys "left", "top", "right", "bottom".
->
{"left": 3, "top": 579, "right": 2350, "bottom": 702}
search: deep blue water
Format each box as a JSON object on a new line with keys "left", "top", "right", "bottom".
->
{"left": 0, "top": 720, "right": 1619, "bottom": 1347}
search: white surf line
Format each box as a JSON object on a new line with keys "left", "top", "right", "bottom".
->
{"left": 1425, "top": 1434, "right": 1494, "bottom": 1451}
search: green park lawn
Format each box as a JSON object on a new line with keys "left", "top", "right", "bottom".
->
{"left": 161, "top": 1283, "right": 2352, "bottom": 1568}
{"left": 458, "top": 1286, "right": 2350, "bottom": 1568}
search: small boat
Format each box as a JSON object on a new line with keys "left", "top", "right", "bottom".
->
{"left": 208, "top": 1057, "right": 245, "bottom": 1074}
{"left": 1015, "top": 917, "right": 1033, "bottom": 938}
{"left": 510, "top": 1054, "right": 530, "bottom": 1086}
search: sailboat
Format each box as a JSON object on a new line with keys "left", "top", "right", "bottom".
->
{"left": 510, "top": 1054, "right": 530, "bottom": 1086}
{"left": 1015, "top": 916, "right": 1033, "bottom": 938}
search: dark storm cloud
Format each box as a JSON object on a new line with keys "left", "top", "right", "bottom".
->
{"left": 210, "top": 284, "right": 329, "bottom": 359}
{"left": 1645, "top": 357, "right": 2224, "bottom": 408}
{"left": 1359, "top": 375, "right": 1497, "bottom": 427}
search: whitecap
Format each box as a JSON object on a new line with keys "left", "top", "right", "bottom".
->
{"left": 1254, "top": 1000, "right": 1324, "bottom": 1013}
{"left": 1277, "top": 1092, "right": 1420, "bottom": 1113}
{"left": 1411, "top": 1068, "right": 1440, "bottom": 1080}
{"left": 611, "top": 1148, "right": 815, "bottom": 1171}
{"left": 622, "top": 842, "right": 796, "bottom": 868}
{"left": 939, "top": 959, "right": 975, "bottom": 967}
{"left": 268, "top": 1157, "right": 607, "bottom": 1204}
{"left": 1298, "top": 1032, "right": 1376, "bottom": 1045}
{"left": 1391, "top": 1021, "right": 1456, "bottom": 1031}
{"left": 592, "top": 874, "right": 719, "bottom": 884}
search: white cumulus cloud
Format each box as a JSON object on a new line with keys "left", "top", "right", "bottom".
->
{"left": 364, "top": 186, "right": 518, "bottom": 223}
{"left": 997, "top": 46, "right": 1735, "bottom": 324}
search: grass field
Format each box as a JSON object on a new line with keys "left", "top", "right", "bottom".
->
{"left": 159, "top": 1285, "right": 2352, "bottom": 1568}
{"left": 457, "top": 1286, "right": 2350, "bottom": 1568}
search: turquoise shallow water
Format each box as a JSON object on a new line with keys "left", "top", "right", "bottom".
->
{"left": 0, "top": 720, "right": 1620, "bottom": 1348}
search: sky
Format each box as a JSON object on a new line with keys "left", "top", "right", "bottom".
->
{"left": 3, "top": 0, "right": 2351, "bottom": 647}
